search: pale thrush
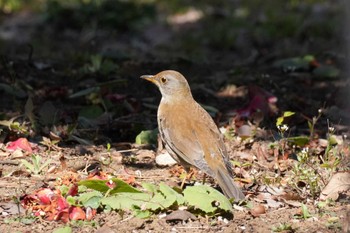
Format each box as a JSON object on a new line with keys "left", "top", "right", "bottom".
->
{"left": 141, "top": 70, "right": 245, "bottom": 201}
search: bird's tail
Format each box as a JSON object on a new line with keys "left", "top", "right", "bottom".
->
{"left": 216, "top": 169, "right": 245, "bottom": 201}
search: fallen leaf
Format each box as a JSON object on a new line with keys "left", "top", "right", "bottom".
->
{"left": 266, "top": 198, "right": 283, "bottom": 208}
{"left": 320, "top": 172, "right": 350, "bottom": 201}
{"left": 250, "top": 204, "right": 266, "bottom": 217}
{"left": 7, "top": 138, "right": 33, "bottom": 153}
{"left": 0, "top": 202, "right": 25, "bottom": 215}
{"left": 164, "top": 210, "right": 197, "bottom": 221}
{"left": 85, "top": 207, "right": 96, "bottom": 221}
{"left": 37, "top": 188, "right": 55, "bottom": 205}
{"left": 69, "top": 206, "right": 86, "bottom": 220}
{"left": 236, "top": 85, "right": 278, "bottom": 119}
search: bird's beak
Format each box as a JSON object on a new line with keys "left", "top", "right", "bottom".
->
{"left": 140, "top": 75, "right": 157, "bottom": 85}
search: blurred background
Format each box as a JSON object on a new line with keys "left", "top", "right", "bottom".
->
{"left": 0, "top": 0, "right": 347, "bottom": 143}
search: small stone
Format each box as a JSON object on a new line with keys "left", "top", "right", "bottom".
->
{"left": 155, "top": 150, "right": 177, "bottom": 167}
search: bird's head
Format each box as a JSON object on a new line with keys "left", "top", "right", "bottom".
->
{"left": 141, "top": 70, "right": 192, "bottom": 100}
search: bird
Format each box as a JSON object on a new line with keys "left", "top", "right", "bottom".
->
{"left": 140, "top": 70, "right": 245, "bottom": 201}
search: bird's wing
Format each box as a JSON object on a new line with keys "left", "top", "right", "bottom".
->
{"left": 158, "top": 102, "right": 229, "bottom": 177}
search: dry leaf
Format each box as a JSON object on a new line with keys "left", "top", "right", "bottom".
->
{"left": 164, "top": 210, "right": 197, "bottom": 221}
{"left": 250, "top": 204, "right": 266, "bottom": 217}
{"left": 320, "top": 172, "right": 350, "bottom": 200}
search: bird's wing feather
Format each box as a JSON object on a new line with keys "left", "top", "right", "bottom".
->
{"left": 158, "top": 101, "right": 229, "bottom": 177}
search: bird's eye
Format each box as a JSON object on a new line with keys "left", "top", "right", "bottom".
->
{"left": 160, "top": 77, "right": 167, "bottom": 83}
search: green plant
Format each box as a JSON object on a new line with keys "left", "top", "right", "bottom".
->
{"left": 76, "top": 179, "right": 233, "bottom": 218}
{"left": 294, "top": 204, "right": 312, "bottom": 219}
{"left": 290, "top": 147, "right": 322, "bottom": 197}
{"left": 40, "top": 137, "right": 60, "bottom": 152}
{"left": 321, "top": 125, "right": 341, "bottom": 171}
{"left": 20, "top": 154, "right": 52, "bottom": 175}
{"left": 0, "top": 117, "right": 30, "bottom": 135}
{"left": 307, "top": 109, "right": 322, "bottom": 140}
{"left": 275, "top": 111, "right": 295, "bottom": 156}
{"left": 272, "top": 222, "right": 294, "bottom": 232}
{"left": 81, "top": 55, "right": 118, "bottom": 75}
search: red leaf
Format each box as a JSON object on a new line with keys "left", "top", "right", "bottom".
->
{"left": 67, "top": 184, "right": 79, "bottom": 196}
{"left": 7, "top": 138, "right": 33, "bottom": 153}
{"left": 85, "top": 207, "right": 96, "bottom": 221}
{"left": 21, "top": 194, "right": 39, "bottom": 208}
{"left": 54, "top": 209, "right": 70, "bottom": 223}
{"left": 237, "top": 85, "right": 278, "bottom": 118}
{"left": 57, "top": 196, "right": 69, "bottom": 211}
{"left": 69, "top": 206, "right": 86, "bottom": 220}
{"left": 36, "top": 188, "right": 55, "bottom": 205}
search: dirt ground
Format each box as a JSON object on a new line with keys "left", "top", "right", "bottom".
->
{"left": 0, "top": 1, "right": 349, "bottom": 232}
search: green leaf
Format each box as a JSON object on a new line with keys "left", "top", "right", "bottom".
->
{"left": 66, "top": 196, "right": 77, "bottom": 206}
{"left": 142, "top": 183, "right": 158, "bottom": 193}
{"left": 20, "top": 159, "right": 35, "bottom": 173}
{"left": 159, "top": 183, "right": 185, "bottom": 205}
{"left": 146, "top": 192, "right": 169, "bottom": 210}
{"left": 133, "top": 209, "right": 151, "bottom": 219}
{"left": 303, "top": 55, "right": 315, "bottom": 63}
{"left": 101, "top": 192, "right": 151, "bottom": 210}
{"left": 78, "top": 178, "right": 141, "bottom": 195}
{"left": 276, "top": 111, "right": 295, "bottom": 126}
{"left": 328, "top": 135, "right": 338, "bottom": 146}
{"left": 183, "top": 185, "right": 232, "bottom": 213}
{"left": 283, "top": 111, "right": 295, "bottom": 117}
{"left": 140, "top": 183, "right": 185, "bottom": 211}
{"left": 301, "top": 204, "right": 312, "bottom": 219}
{"left": 276, "top": 116, "right": 284, "bottom": 126}
{"left": 313, "top": 65, "right": 340, "bottom": 79}
{"left": 69, "top": 87, "right": 100, "bottom": 99}
{"left": 287, "top": 136, "right": 309, "bottom": 146}
{"left": 307, "top": 120, "right": 312, "bottom": 130}
{"left": 78, "top": 191, "right": 103, "bottom": 209}
{"left": 273, "top": 57, "right": 311, "bottom": 71}
{"left": 79, "top": 105, "right": 104, "bottom": 119}
{"left": 59, "top": 185, "right": 70, "bottom": 196}
{"left": 135, "top": 129, "right": 158, "bottom": 145}
{"left": 53, "top": 226, "right": 72, "bottom": 233}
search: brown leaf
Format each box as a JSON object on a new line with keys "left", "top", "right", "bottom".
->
{"left": 320, "top": 172, "right": 350, "bottom": 201}
{"left": 250, "top": 204, "right": 266, "bottom": 217}
{"left": 0, "top": 202, "right": 25, "bottom": 215}
{"left": 164, "top": 210, "right": 197, "bottom": 221}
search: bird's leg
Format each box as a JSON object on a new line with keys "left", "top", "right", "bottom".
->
{"left": 202, "top": 173, "right": 207, "bottom": 184}
{"left": 180, "top": 168, "right": 194, "bottom": 190}
{"left": 157, "top": 135, "right": 163, "bottom": 152}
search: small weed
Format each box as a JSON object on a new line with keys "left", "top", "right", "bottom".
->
{"left": 3, "top": 215, "right": 37, "bottom": 225}
{"left": 290, "top": 147, "right": 322, "bottom": 197}
{"left": 0, "top": 117, "right": 30, "bottom": 136}
{"left": 307, "top": 108, "right": 322, "bottom": 140}
{"left": 81, "top": 55, "right": 118, "bottom": 75}
{"left": 294, "top": 204, "right": 312, "bottom": 220}
{"left": 20, "top": 154, "right": 52, "bottom": 175}
{"left": 272, "top": 222, "right": 294, "bottom": 232}
{"left": 40, "top": 136, "right": 60, "bottom": 152}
